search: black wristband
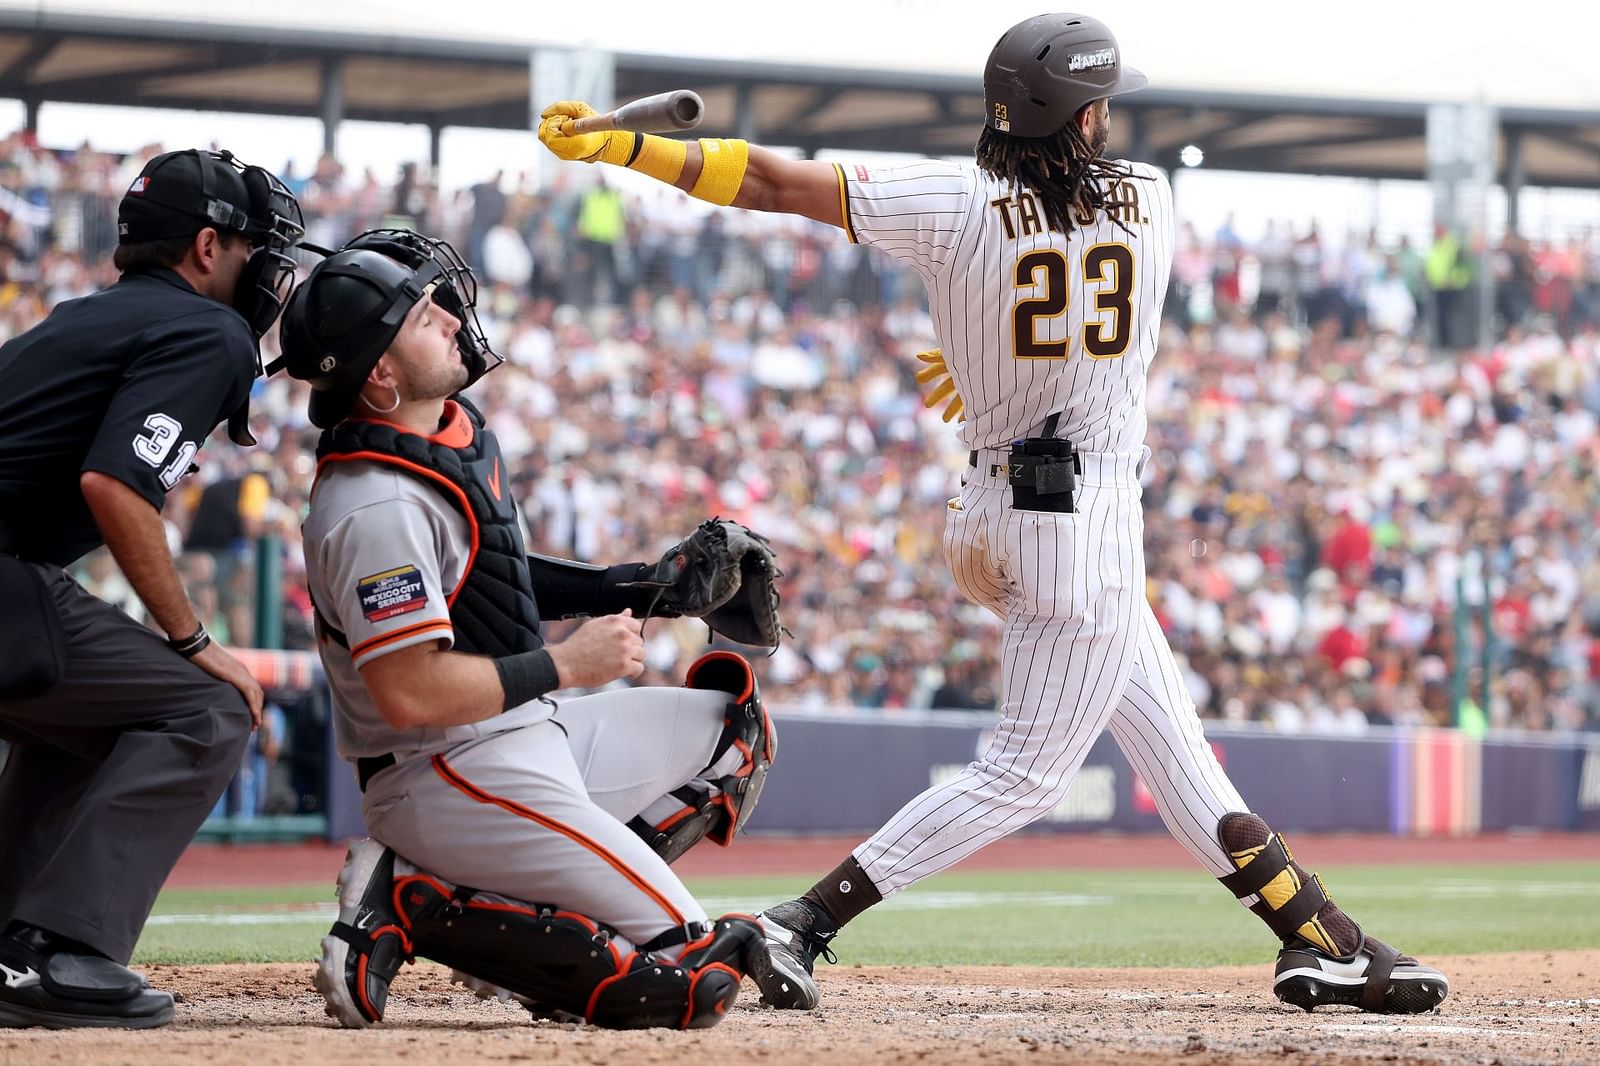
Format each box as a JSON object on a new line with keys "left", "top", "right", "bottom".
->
{"left": 494, "top": 648, "right": 560, "bottom": 710}
{"left": 167, "top": 623, "right": 212, "bottom": 658}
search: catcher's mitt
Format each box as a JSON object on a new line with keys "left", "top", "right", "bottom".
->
{"left": 623, "top": 518, "right": 784, "bottom": 648}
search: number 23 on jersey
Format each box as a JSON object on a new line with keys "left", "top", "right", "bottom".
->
{"left": 1012, "top": 243, "right": 1136, "bottom": 361}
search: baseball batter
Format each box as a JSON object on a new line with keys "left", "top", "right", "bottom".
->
{"left": 539, "top": 11, "right": 1448, "bottom": 1017}
{"left": 276, "top": 229, "right": 783, "bottom": 1030}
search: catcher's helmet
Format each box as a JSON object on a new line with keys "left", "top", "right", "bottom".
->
{"left": 983, "top": 13, "right": 1147, "bottom": 138}
{"left": 270, "top": 229, "right": 500, "bottom": 429}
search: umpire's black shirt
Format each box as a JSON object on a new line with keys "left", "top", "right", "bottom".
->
{"left": 0, "top": 268, "right": 257, "bottom": 566}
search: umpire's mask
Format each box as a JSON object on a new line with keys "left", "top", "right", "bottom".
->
{"left": 118, "top": 148, "right": 305, "bottom": 339}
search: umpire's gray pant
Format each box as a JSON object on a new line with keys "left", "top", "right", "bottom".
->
{"left": 0, "top": 563, "right": 251, "bottom": 962}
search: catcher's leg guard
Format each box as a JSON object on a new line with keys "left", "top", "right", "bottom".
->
{"left": 590, "top": 914, "right": 765, "bottom": 1029}
{"left": 1216, "top": 813, "right": 1448, "bottom": 1014}
{"left": 314, "top": 839, "right": 413, "bottom": 1027}
{"left": 628, "top": 783, "right": 728, "bottom": 865}
{"left": 393, "top": 874, "right": 763, "bottom": 1030}
{"left": 627, "top": 652, "right": 775, "bottom": 863}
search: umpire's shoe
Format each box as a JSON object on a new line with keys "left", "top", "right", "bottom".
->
{"left": 1274, "top": 935, "right": 1449, "bottom": 1014}
{"left": 0, "top": 923, "right": 173, "bottom": 1029}
{"left": 749, "top": 899, "right": 836, "bottom": 1010}
{"left": 315, "top": 838, "right": 410, "bottom": 1027}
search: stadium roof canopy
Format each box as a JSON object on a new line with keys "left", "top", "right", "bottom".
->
{"left": 0, "top": 8, "right": 1597, "bottom": 191}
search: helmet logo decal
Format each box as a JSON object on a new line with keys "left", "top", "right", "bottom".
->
{"left": 128, "top": 176, "right": 148, "bottom": 195}
{"left": 1067, "top": 48, "right": 1116, "bottom": 73}
{"left": 320, "top": 355, "right": 337, "bottom": 372}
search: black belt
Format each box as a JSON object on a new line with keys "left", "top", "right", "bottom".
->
{"left": 967, "top": 413, "right": 1064, "bottom": 471}
{"left": 357, "top": 753, "right": 397, "bottom": 792}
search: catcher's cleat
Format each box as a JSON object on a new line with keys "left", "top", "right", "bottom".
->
{"left": 749, "top": 899, "right": 836, "bottom": 1010}
{"left": 449, "top": 969, "right": 585, "bottom": 1023}
{"left": 314, "top": 839, "right": 411, "bottom": 1027}
{"left": 1274, "top": 935, "right": 1449, "bottom": 1014}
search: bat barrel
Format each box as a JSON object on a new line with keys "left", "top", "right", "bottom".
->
{"left": 665, "top": 91, "right": 704, "bottom": 129}
{"left": 567, "top": 90, "right": 706, "bottom": 135}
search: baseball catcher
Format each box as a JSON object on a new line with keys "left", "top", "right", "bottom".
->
{"left": 275, "top": 228, "right": 783, "bottom": 1029}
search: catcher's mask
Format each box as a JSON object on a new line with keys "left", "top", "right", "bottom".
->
{"left": 268, "top": 229, "right": 501, "bottom": 429}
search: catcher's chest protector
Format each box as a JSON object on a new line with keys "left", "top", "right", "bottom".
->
{"left": 316, "top": 398, "right": 543, "bottom": 656}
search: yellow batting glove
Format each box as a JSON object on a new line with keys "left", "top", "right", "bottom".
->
{"left": 915, "top": 348, "right": 966, "bottom": 423}
{"left": 537, "top": 100, "right": 630, "bottom": 165}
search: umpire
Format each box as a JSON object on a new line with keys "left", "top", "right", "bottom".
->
{"left": 0, "top": 148, "right": 302, "bottom": 1029}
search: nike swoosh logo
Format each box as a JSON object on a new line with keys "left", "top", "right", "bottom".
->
{"left": 487, "top": 457, "right": 502, "bottom": 501}
{"left": 0, "top": 962, "right": 40, "bottom": 989}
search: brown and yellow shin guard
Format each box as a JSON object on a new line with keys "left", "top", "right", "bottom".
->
{"left": 1215, "top": 813, "right": 1362, "bottom": 956}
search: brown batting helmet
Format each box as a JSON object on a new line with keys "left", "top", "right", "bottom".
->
{"left": 983, "top": 13, "right": 1148, "bottom": 138}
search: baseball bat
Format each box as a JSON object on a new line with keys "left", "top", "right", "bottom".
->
{"left": 569, "top": 90, "right": 705, "bottom": 135}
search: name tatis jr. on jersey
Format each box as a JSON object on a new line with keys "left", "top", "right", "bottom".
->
{"left": 839, "top": 158, "right": 1174, "bottom": 453}
{"left": 988, "top": 178, "right": 1148, "bottom": 240}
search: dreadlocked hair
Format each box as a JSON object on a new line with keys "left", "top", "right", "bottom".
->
{"left": 975, "top": 118, "right": 1138, "bottom": 235}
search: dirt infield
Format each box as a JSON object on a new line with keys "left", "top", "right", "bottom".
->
{"left": 2, "top": 952, "right": 1594, "bottom": 1066}
{"left": 5, "top": 833, "right": 1584, "bottom": 1064}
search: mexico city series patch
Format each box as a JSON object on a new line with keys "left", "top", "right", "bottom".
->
{"left": 357, "top": 565, "right": 429, "bottom": 623}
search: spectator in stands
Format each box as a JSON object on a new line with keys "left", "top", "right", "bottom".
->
{"left": 1427, "top": 223, "right": 1475, "bottom": 350}
{"left": 1, "top": 133, "right": 1598, "bottom": 735}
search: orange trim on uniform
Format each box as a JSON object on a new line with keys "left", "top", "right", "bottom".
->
{"left": 351, "top": 618, "right": 454, "bottom": 660}
{"left": 315, "top": 450, "right": 480, "bottom": 604}
{"left": 832, "top": 163, "right": 858, "bottom": 244}
{"left": 430, "top": 754, "right": 689, "bottom": 927}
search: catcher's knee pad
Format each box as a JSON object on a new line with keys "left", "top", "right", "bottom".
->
{"left": 394, "top": 874, "right": 758, "bottom": 1030}
{"left": 1216, "top": 813, "right": 1360, "bottom": 956}
{"left": 690, "top": 651, "right": 775, "bottom": 840}
{"left": 630, "top": 652, "right": 776, "bottom": 862}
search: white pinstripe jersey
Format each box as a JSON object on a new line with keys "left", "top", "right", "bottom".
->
{"left": 836, "top": 159, "right": 1174, "bottom": 452}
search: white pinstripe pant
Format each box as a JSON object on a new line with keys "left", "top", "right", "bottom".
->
{"left": 856, "top": 451, "right": 1248, "bottom": 895}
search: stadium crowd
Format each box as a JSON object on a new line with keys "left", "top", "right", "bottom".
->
{"left": 6, "top": 134, "right": 1600, "bottom": 739}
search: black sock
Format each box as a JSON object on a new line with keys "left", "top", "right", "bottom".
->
{"left": 802, "top": 855, "right": 881, "bottom": 930}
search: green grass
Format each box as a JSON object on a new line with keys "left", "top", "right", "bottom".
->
{"left": 133, "top": 861, "right": 1600, "bottom": 967}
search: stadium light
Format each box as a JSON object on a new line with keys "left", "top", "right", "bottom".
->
{"left": 1179, "top": 144, "right": 1204, "bottom": 168}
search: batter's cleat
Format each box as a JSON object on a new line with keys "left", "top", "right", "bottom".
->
{"left": 1273, "top": 935, "right": 1449, "bottom": 1014}
{"left": 314, "top": 838, "right": 411, "bottom": 1027}
{"left": 0, "top": 924, "right": 174, "bottom": 1030}
{"left": 748, "top": 899, "right": 836, "bottom": 1010}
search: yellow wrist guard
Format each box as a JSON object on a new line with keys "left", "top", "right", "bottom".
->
{"left": 624, "top": 134, "right": 689, "bottom": 184}
{"left": 689, "top": 138, "right": 750, "bottom": 207}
